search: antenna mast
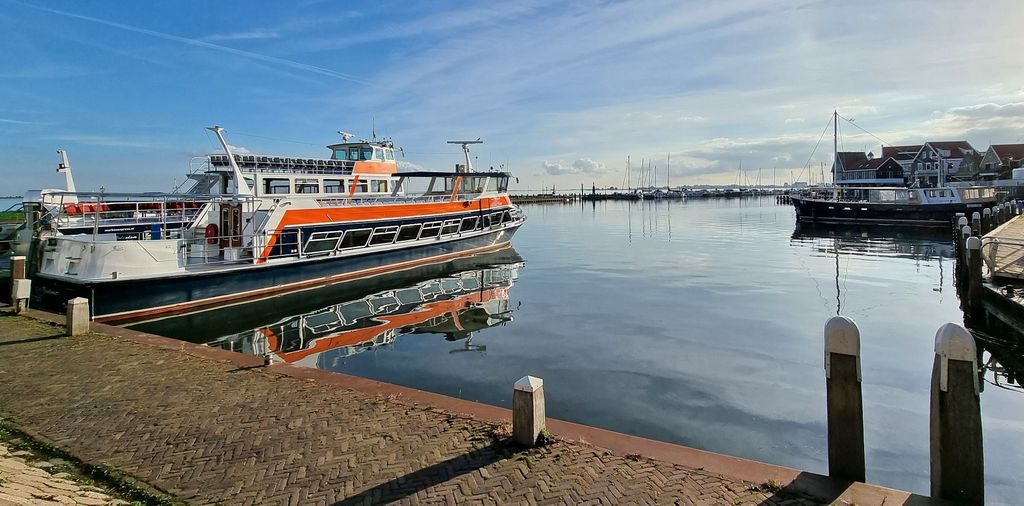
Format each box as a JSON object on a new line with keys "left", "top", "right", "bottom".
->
{"left": 447, "top": 138, "right": 482, "bottom": 172}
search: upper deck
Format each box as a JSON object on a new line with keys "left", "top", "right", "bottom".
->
{"left": 204, "top": 139, "right": 399, "bottom": 177}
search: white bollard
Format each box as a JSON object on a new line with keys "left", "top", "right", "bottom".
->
{"left": 824, "top": 316, "right": 865, "bottom": 481}
{"left": 930, "top": 323, "right": 983, "bottom": 503}
{"left": 66, "top": 297, "right": 91, "bottom": 336}
{"left": 513, "top": 376, "right": 546, "bottom": 446}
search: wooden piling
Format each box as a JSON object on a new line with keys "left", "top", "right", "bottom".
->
{"left": 966, "top": 237, "right": 983, "bottom": 320}
{"left": 971, "top": 212, "right": 981, "bottom": 236}
{"left": 513, "top": 376, "right": 546, "bottom": 446}
{"left": 9, "top": 255, "right": 26, "bottom": 308}
{"left": 930, "top": 323, "right": 983, "bottom": 504}
{"left": 981, "top": 208, "right": 991, "bottom": 235}
{"left": 66, "top": 297, "right": 91, "bottom": 336}
{"left": 824, "top": 316, "right": 865, "bottom": 482}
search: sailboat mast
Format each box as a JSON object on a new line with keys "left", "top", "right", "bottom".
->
{"left": 667, "top": 153, "right": 670, "bottom": 189}
{"left": 833, "top": 109, "right": 838, "bottom": 185}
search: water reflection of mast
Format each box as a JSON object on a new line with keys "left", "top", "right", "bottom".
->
{"left": 834, "top": 238, "right": 842, "bottom": 316}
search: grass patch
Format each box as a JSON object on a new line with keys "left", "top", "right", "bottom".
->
{"left": 0, "top": 420, "right": 181, "bottom": 505}
{"left": 0, "top": 211, "right": 24, "bottom": 222}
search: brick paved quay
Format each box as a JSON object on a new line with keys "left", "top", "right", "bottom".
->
{"left": 0, "top": 311, "right": 932, "bottom": 505}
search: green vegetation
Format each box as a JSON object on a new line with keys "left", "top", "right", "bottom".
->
{"left": 0, "top": 420, "right": 181, "bottom": 505}
{"left": 0, "top": 211, "right": 24, "bottom": 222}
{"left": 536, "top": 428, "right": 554, "bottom": 446}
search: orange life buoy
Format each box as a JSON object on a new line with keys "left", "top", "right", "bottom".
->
{"left": 205, "top": 224, "right": 219, "bottom": 244}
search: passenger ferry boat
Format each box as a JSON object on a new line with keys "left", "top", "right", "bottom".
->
{"left": 791, "top": 185, "right": 996, "bottom": 227}
{"left": 18, "top": 127, "right": 524, "bottom": 323}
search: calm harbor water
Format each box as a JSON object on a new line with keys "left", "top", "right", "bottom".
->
{"left": 131, "top": 197, "right": 1023, "bottom": 502}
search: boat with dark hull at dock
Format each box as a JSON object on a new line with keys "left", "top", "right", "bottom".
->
{"left": 15, "top": 128, "right": 524, "bottom": 323}
{"left": 791, "top": 185, "right": 996, "bottom": 227}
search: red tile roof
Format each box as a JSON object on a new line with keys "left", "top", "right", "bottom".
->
{"left": 881, "top": 145, "right": 922, "bottom": 159}
{"left": 925, "top": 141, "right": 976, "bottom": 155}
{"left": 990, "top": 144, "right": 1024, "bottom": 162}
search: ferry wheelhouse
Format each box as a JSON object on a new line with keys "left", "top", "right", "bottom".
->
{"left": 21, "top": 128, "right": 524, "bottom": 323}
{"left": 791, "top": 185, "right": 997, "bottom": 227}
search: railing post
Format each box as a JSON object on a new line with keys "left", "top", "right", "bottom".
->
{"left": 824, "top": 316, "right": 865, "bottom": 481}
{"left": 513, "top": 376, "right": 546, "bottom": 446}
{"left": 930, "top": 323, "right": 983, "bottom": 504}
{"left": 66, "top": 297, "right": 90, "bottom": 336}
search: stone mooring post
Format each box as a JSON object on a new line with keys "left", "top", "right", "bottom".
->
{"left": 930, "top": 323, "right": 983, "bottom": 504}
{"left": 66, "top": 297, "right": 90, "bottom": 336}
{"left": 824, "top": 316, "right": 865, "bottom": 482}
{"left": 981, "top": 208, "right": 991, "bottom": 235}
{"left": 513, "top": 375, "right": 546, "bottom": 446}
{"left": 971, "top": 212, "right": 982, "bottom": 237}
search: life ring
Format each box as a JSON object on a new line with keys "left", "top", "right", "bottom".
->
{"left": 205, "top": 224, "right": 219, "bottom": 245}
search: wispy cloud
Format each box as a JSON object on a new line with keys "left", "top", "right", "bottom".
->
{"left": 44, "top": 134, "right": 161, "bottom": 149}
{"left": 0, "top": 117, "right": 34, "bottom": 125}
{"left": 200, "top": 29, "right": 281, "bottom": 42}
{"left": 13, "top": 1, "right": 370, "bottom": 85}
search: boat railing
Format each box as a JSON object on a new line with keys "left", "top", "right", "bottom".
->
{"left": 316, "top": 191, "right": 497, "bottom": 208}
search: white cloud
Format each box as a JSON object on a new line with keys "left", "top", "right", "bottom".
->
{"left": 227, "top": 144, "right": 252, "bottom": 154}
{"left": 200, "top": 29, "right": 281, "bottom": 42}
{"left": 541, "top": 158, "right": 611, "bottom": 176}
{"left": 398, "top": 160, "right": 425, "bottom": 172}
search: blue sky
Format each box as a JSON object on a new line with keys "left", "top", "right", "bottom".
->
{"left": 2, "top": 0, "right": 1023, "bottom": 193}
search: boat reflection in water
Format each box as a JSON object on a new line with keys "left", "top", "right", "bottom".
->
{"left": 791, "top": 222, "right": 1024, "bottom": 393}
{"left": 130, "top": 248, "right": 524, "bottom": 368}
{"left": 790, "top": 222, "right": 954, "bottom": 260}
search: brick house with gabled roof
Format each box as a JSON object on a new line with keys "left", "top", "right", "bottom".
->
{"left": 832, "top": 151, "right": 869, "bottom": 179}
{"left": 909, "top": 141, "right": 980, "bottom": 186}
{"left": 980, "top": 144, "right": 1024, "bottom": 178}
{"left": 835, "top": 155, "right": 904, "bottom": 186}
{"left": 880, "top": 145, "right": 922, "bottom": 175}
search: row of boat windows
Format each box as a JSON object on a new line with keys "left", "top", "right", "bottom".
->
{"left": 263, "top": 177, "right": 389, "bottom": 195}
{"left": 298, "top": 211, "right": 513, "bottom": 256}
{"left": 330, "top": 147, "right": 396, "bottom": 162}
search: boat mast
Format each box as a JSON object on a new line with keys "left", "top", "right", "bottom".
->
{"left": 56, "top": 149, "right": 76, "bottom": 193}
{"left": 833, "top": 109, "right": 837, "bottom": 186}
{"left": 208, "top": 126, "right": 252, "bottom": 196}
{"left": 447, "top": 139, "right": 483, "bottom": 172}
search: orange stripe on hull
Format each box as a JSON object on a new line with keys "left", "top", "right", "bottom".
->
{"left": 257, "top": 196, "right": 512, "bottom": 261}
{"left": 353, "top": 161, "right": 397, "bottom": 174}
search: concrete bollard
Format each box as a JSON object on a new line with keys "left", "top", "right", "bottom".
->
{"left": 513, "top": 376, "right": 546, "bottom": 446}
{"left": 981, "top": 208, "right": 991, "bottom": 235}
{"left": 824, "top": 316, "right": 865, "bottom": 481}
{"left": 66, "top": 297, "right": 90, "bottom": 336}
{"left": 930, "top": 323, "right": 983, "bottom": 504}
{"left": 9, "top": 255, "right": 26, "bottom": 306}
{"left": 11, "top": 279, "right": 31, "bottom": 313}
{"left": 1011, "top": 200, "right": 1019, "bottom": 216}
{"left": 971, "top": 212, "right": 981, "bottom": 236}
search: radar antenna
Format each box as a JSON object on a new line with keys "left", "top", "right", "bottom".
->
{"left": 447, "top": 138, "right": 482, "bottom": 172}
{"left": 337, "top": 131, "right": 354, "bottom": 142}
{"left": 55, "top": 149, "right": 77, "bottom": 193}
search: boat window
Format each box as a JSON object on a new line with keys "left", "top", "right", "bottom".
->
{"left": 460, "top": 217, "right": 478, "bottom": 232}
{"left": 485, "top": 177, "right": 499, "bottom": 192}
{"left": 369, "top": 226, "right": 398, "bottom": 245}
{"left": 370, "top": 180, "right": 388, "bottom": 193}
{"left": 304, "top": 231, "right": 342, "bottom": 255}
{"left": 374, "top": 148, "right": 385, "bottom": 161}
{"left": 397, "top": 224, "right": 420, "bottom": 241}
{"left": 441, "top": 219, "right": 460, "bottom": 236}
{"left": 490, "top": 211, "right": 503, "bottom": 225}
{"left": 294, "top": 178, "right": 320, "bottom": 194}
{"left": 385, "top": 149, "right": 395, "bottom": 161}
{"left": 420, "top": 221, "right": 441, "bottom": 238}
{"left": 480, "top": 214, "right": 490, "bottom": 228}
{"left": 338, "top": 228, "right": 372, "bottom": 249}
{"left": 501, "top": 210, "right": 512, "bottom": 223}
{"left": 498, "top": 177, "right": 509, "bottom": 192}
{"left": 264, "top": 178, "right": 290, "bottom": 194}
{"left": 348, "top": 148, "right": 360, "bottom": 161}
{"left": 360, "top": 147, "right": 373, "bottom": 161}
{"left": 350, "top": 180, "right": 368, "bottom": 193}
{"left": 324, "top": 179, "right": 345, "bottom": 193}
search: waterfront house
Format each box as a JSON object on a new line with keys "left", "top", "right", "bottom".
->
{"left": 980, "top": 144, "right": 1024, "bottom": 179}
{"left": 909, "top": 141, "right": 980, "bottom": 186}
{"left": 831, "top": 151, "right": 868, "bottom": 182}
{"left": 835, "top": 154, "right": 904, "bottom": 186}
{"left": 880, "top": 145, "right": 923, "bottom": 175}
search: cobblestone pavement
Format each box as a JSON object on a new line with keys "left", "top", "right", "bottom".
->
{"left": 0, "top": 441, "right": 124, "bottom": 505}
{"left": 0, "top": 314, "right": 826, "bottom": 505}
